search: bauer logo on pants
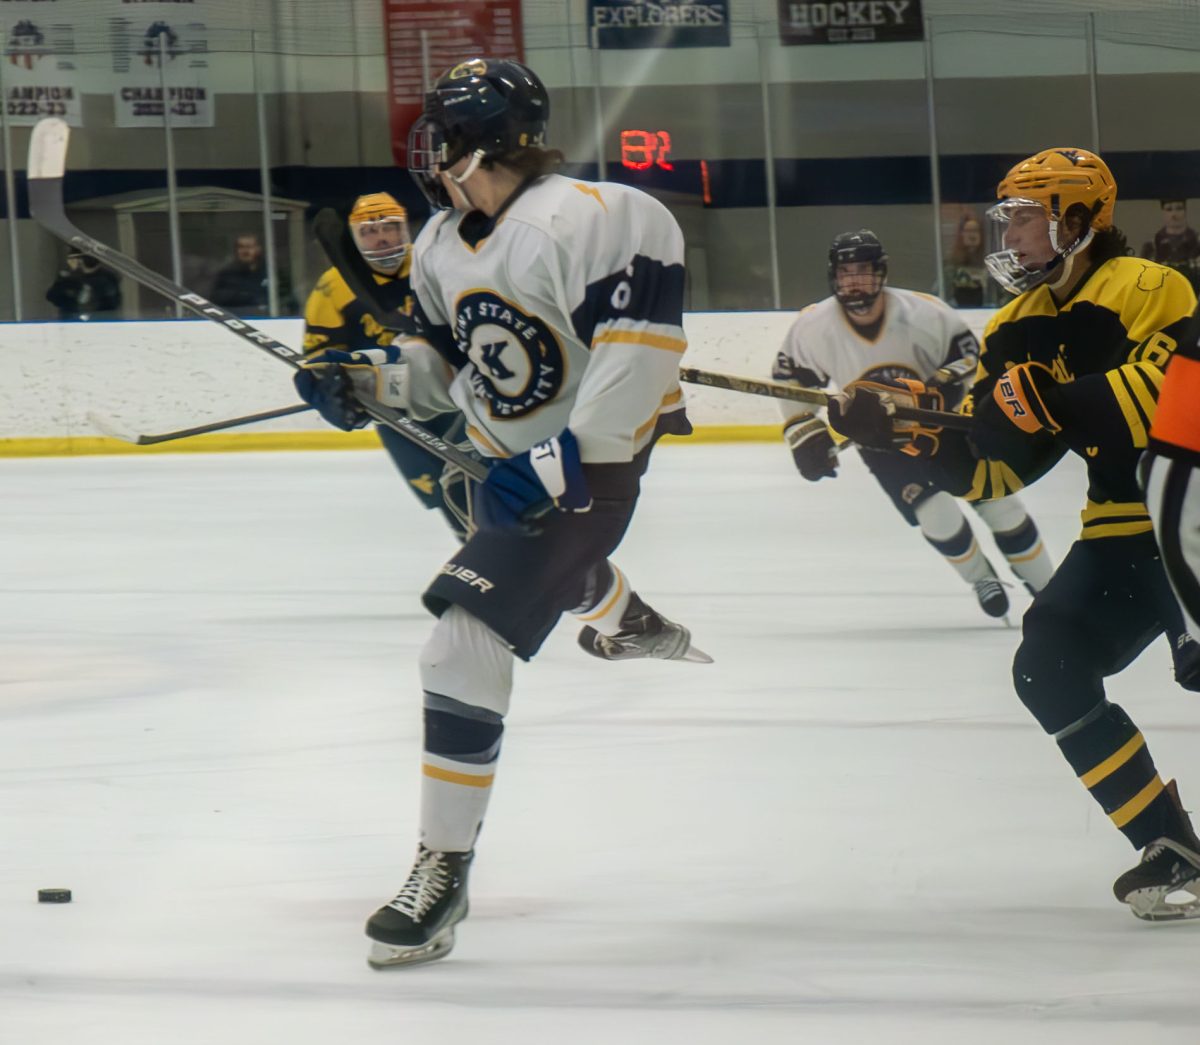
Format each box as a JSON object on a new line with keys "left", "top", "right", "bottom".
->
{"left": 440, "top": 564, "right": 495, "bottom": 593}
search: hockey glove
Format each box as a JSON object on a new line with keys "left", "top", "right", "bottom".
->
{"left": 784, "top": 417, "right": 838, "bottom": 481}
{"left": 929, "top": 356, "right": 979, "bottom": 390}
{"left": 1172, "top": 633, "right": 1200, "bottom": 693}
{"left": 474, "top": 429, "right": 592, "bottom": 536}
{"left": 969, "top": 362, "right": 1062, "bottom": 459}
{"left": 294, "top": 346, "right": 408, "bottom": 432}
{"left": 828, "top": 378, "right": 944, "bottom": 457}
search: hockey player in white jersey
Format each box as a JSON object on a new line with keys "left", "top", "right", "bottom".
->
{"left": 773, "top": 230, "right": 1055, "bottom": 618}
{"left": 294, "top": 57, "right": 699, "bottom": 967}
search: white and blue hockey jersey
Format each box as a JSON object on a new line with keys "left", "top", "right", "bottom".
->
{"left": 771, "top": 287, "right": 979, "bottom": 441}
{"left": 397, "top": 174, "right": 691, "bottom": 463}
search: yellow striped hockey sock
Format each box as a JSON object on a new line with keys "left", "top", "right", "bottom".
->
{"left": 1056, "top": 701, "right": 1174, "bottom": 848}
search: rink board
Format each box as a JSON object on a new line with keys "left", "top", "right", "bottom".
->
{"left": 0, "top": 310, "right": 995, "bottom": 456}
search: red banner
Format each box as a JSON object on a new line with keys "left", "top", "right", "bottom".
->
{"left": 383, "top": 0, "right": 523, "bottom": 167}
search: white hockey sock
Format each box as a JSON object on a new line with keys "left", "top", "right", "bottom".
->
{"left": 418, "top": 605, "right": 513, "bottom": 853}
{"left": 915, "top": 492, "right": 992, "bottom": 584}
{"left": 572, "top": 563, "right": 632, "bottom": 636}
{"left": 972, "top": 496, "right": 1055, "bottom": 592}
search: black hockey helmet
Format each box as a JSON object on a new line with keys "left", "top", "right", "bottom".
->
{"left": 828, "top": 229, "right": 888, "bottom": 314}
{"left": 408, "top": 57, "right": 549, "bottom": 209}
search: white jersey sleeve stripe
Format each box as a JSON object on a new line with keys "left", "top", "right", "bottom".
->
{"left": 592, "top": 327, "right": 688, "bottom": 354}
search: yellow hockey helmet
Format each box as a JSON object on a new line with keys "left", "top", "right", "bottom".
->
{"left": 996, "top": 147, "right": 1116, "bottom": 231}
{"left": 985, "top": 148, "right": 1116, "bottom": 295}
{"left": 348, "top": 192, "right": 411, "bottom": 273}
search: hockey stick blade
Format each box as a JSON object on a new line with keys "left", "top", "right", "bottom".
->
{"left": 313, "top": 208, "right": 411, "bottom": 333}
{"left": 26, "top": 118, "right": 484, "bottom": 480}
{"left": 678, "top": 367, "right": 972, "bottom": 432}
{"left": 86, "top": 411, "right": 144, "bottom": 444}
{"left": 88, "top": 403, "right": 314, "bottom": 446}
{"left": 28, "top": 115, "right": 68, "bottom": 180}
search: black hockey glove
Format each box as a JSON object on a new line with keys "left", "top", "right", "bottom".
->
{"left": 1172, "top": 633, "right": 1200, "bottom": 693}
{"left": 829, "top": 379, "right": 945, "bottom": 458}
{"left": 784, "top": 417, "right": 838, "bottom": 481}
{"left": 827, "top": 386, "right": 892, "bottom": 450}
{"left": 968, "top": 363, "right": 1062, "bottom": 460}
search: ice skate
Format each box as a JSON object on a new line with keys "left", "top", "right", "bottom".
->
{"left": 973, "top": 572, "right": 1010, "bottom": 621}
{"left": 578, "top": 592, "right": 712, "bottom": 664}
{"left": 1113, "top": 780, "right": 1200, "bottom": 922}
{"left": 366, "top": 846, "right": 472, "bottom": 968}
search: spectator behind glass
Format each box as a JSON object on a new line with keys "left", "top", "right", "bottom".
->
{"left": 45, "top": 250, "right": 122, "bottom": 321}
{"left": 1141, "top": 199, "right": 1200, "bottom": 292}
{"left": 942, "top": 210, "right": 994, "bottom": 308}
{"left": 208, "top": 232, "right": 295, "bottom": 315}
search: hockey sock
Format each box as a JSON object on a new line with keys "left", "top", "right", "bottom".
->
{"left": 571, "top": 562, "right": 632, "bottom": 637}
{"left": 418, "top": 605, "right": 513, "bottom": 852}
{"left": 973, "top": 498, "right": 1054, "bottom": 592}
{"left": 1055, "top": 701, "right": 1175, "bottom": 848}
{"left": 915, "top": 493, "right": 991, "bottom": 584}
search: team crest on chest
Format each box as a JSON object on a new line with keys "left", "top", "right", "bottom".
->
{"left": 455, "top": 291, "right": 565, "bottom": 417}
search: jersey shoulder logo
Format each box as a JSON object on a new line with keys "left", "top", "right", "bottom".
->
{"left": 455, "top": 290, "right": 565, "bottom": 418}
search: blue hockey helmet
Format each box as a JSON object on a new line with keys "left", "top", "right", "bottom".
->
{"left": 408, "top": 58, "right": 550, "bottom": 209}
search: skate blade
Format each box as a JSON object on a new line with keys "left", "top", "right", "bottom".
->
{"left": 367, "top": 928, "right": 456, "bottom": 968}
{"left": 678, "top": 644, "right": 714, "bottom": 664}
{"left": 1125, "top": 884, "right": 1200, "bottom": 922}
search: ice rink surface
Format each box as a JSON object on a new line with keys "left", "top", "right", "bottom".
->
{"left": 2, "top": 442, "right": 1199, "bottom": 1045}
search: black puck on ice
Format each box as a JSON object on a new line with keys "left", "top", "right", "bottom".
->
{"left": 37, "top": 888, "right": 72, "bottom": 904}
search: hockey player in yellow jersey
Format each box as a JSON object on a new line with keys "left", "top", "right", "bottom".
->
{"left": 828, "top": 147, "right": 1200, "bottom": 921}
{"left": 303, "top": 192, "right": 468, "bottom": 535}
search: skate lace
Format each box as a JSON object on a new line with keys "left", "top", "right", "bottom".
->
{"left": 386, "top": 850, "right": 451, "bottom": 920}
{"left": 973, "top": 577, "right": 1004, "bottom": 599}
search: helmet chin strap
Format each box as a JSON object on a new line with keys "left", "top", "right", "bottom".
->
{"left": 446, "top": 149, "right": 487, "bottom": 210}
{"left": 1046, "top": 225, "right": 1095, "bottom": 291}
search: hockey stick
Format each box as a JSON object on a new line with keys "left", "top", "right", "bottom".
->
{"left": 88, "top": 403, "right": 312, "bottom": 446}
{"left": 312, "top": 207, "right": 411, "bottom": 332}
{"left": 678, "top": 367, "right": 972, "bottom": 431}
{"left": 27, "top": 118, "right": 487, "bottom": 483}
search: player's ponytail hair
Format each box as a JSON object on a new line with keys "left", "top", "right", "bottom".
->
{"left": 486, "top": 146, "right": 565, "bottom": 180}
{"left": 1089, "top": 225, "right": 1131, "bottom": 264}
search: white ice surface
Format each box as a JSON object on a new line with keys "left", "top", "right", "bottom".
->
{"left": 2, "top": 444, "right": 1199, "bottom": 1045}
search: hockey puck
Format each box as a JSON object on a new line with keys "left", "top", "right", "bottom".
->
{"left": 37, "top": 888, "right": 72, "bottom": 904}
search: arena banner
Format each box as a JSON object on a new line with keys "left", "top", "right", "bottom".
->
{"left": 110, "top": 7, "right": 213, "bottom": 127}
{"left": 2, "top": 15, "right": 83, "bottom": 127}
{"left": 383, "top": 0, "right": 523, "bottom": 167}
{"left": 588, "top": 0, "right": 730, "bottom": 49}
{"left": 778, "top": 0, "right": 924, "bottom": 45}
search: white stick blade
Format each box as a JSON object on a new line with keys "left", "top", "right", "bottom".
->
{"left": 86, "top": 411, "right": 143, "bottom": 445}
{"left": 28, "top": 118, "right": 69, "bottom": 181}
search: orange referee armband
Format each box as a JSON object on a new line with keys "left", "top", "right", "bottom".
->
{"left": 1151, "top": 353, "right": 1200, "bottom": 453}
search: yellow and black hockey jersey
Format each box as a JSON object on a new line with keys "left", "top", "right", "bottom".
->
{"left": 948, "top": 255, "right": 1196, "bottom": 540}
{"left": 302, "top": 259, "right": 417, "bottom": 357}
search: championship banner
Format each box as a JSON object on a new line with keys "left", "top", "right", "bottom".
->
{"left": 110, "top": 8, "right": 212, "bottom": 127}
{"left": 383, "top": 0, "right": 522, "bottom": 168}
{"left": 2, "top": 16, "right": 83, "bottom": 127}
{"left": 588, "top": 0, "right": 730, "bottom": 50}
{"left": 779, "top": 0, "right": 924, "bottom": 45}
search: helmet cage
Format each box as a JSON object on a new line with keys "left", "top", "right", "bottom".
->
{"left": 408, "top": 116, "right": 454, "bottom": 209}
{"left": 350, "top": 217, "right": 410, "bottom": 273}
{"left": 828, "top": 237, "right": 888, "bottom": 314}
